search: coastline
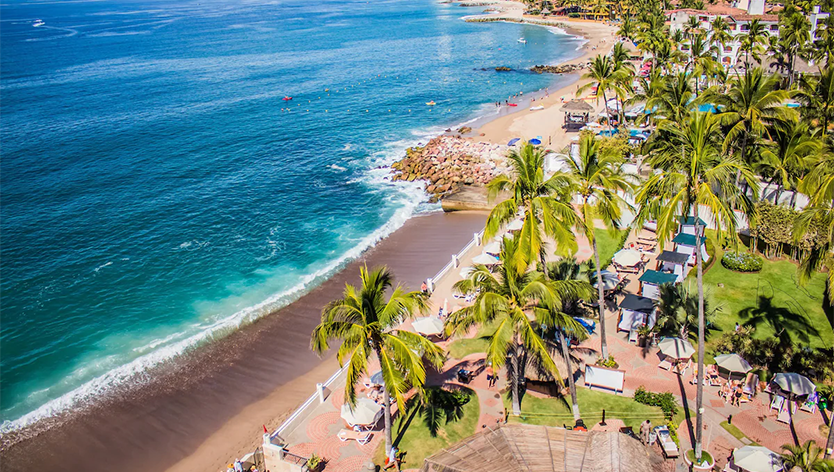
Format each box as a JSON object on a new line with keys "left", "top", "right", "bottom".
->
{"left": 0, "top": 8, "right": 617, "bottom": 472}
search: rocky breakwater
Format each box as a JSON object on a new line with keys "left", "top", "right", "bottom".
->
{"left": 530, "top": 62, "right": 589, "bottom": 74}
{"left": 390, "top": 136, "right": 508, "bottom": 202}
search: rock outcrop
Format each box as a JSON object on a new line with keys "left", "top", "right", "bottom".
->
{"left": 530, "top": 63, "right": 589, "bottom": 74}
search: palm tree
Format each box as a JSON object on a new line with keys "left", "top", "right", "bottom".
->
{"left": 781, "top": 440, "right": 834, "bottom": 471}
{"left": 779, "top": 11, "right": 811, "bottom": 86}
{"left": 739, "top": 19, "right": 768, "bottom": 67}
{"left": 711, "top": 68, "right": 794, "bottom": 178}
{"left": 618, "top": 15, "right": 635, "bottom": 41}
{"left": 628, "top": 68, "right": 666, "bottom": 125}
{"left": 812, "top": 15, "right": 834, "bottom": 68}
{"left": 553, "top": 133, "right": 633, "bottom": 359}
{"left": 654, "top": 71, "right": 698, "bottom": 124}
{"left": 710, "top": 16, "right": 732, "bottom": 54}
{"left": 758, "top": 120, "right": 818, "bottom": 206}
{"left": 446, "top": 236, "right": 582, "bottom": 415}
{"left": 655, "top": 282, "right": 720, "bottom": 339}
{"left": 636, "top": 111, "right": 759, "bottom": 462}
{"left": 796, "top": 66, "right": 834, "bottom": 139}
{"left": 612, "top": 42, "right": 636, "bottom": 123}
{"left": 687, "top": 34, "right": 717, "bottom": 95}
{"left": 311, "top": 265, "right": 445, "bottom": 455}
{"left": 578, "top": 55, "right": 629, "bottom": 131}
{"left": 483, "top": 143, "right": 578, "bottom": 275}
{"left": 542, "top": 257, "right": 594, "bottom": 420}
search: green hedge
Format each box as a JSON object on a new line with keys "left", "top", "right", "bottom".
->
{"left": 721, "top": 251, "right": 763, "bottom": 272}
{"left": 633, "top": 386, "right": 679, "bottom": 419}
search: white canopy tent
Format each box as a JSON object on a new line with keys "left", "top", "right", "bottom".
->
{"left": 613, "top": 249, "right": 641, "bottom": 267}
{"left": 412, "top": 317, "right": 444, "bottom": 336}
{"left": 658, "top": 337, "right": 695, "bottom": 359}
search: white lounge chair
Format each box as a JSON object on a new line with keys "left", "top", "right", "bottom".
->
{"left": 338, "top": 429, "right": 372, "bottom": 445}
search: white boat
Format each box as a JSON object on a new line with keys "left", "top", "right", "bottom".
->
{"left": 33, "top": 19, "right": 45, "bottom": 27}
{"left": 530, "top": 106, "right": 544, "bottom": 111}
{"left": 517, "top": 38, "right": 527, "bottom": 44}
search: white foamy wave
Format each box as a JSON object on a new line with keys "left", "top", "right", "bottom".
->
{"left": 93, "top": 261, "right": 113, "bottom": 273}
{"left": 0, "top": 161, "right": 428, "bottom": 436}
{"left": 328, "top": 164, "right": 347, "bottom": 172}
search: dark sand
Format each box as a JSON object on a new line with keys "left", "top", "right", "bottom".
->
{"left": 1, "top": 210, "right": 487, "bottom": 472}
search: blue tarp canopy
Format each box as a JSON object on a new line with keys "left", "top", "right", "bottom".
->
{"left": 508, "top": 138, "right": 520, "bottom": 146}
{"left": 639, "top": 270, "right": 678, "bottom": 286}
{"left": 529, "top": 138, "right": 541, "bottom": 145}
{"left": 672, "top": 233, "right": 706, "bottom": 246}
{"left": 679, "top": 216, "right": 707, "bottom": 226}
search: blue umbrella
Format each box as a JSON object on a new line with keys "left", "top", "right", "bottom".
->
{"left": 508, "top": 138, "right": 520, "bottom": 146}
{"left": 529, "top": 138, "right": 542, "bottom": 145}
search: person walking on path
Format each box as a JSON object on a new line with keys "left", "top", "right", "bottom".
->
{"left": 640, "top": 420, "right": 652, "bottom": 445}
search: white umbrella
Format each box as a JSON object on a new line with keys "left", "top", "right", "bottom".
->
{"left": 507, "top": 220, "right": 524, "bottom": 231}
{"left": 658, "top": 337, "right": 695, "bottom": 359}
{"left": 773, "top": 373, "right": 816, "bottom": 396}
{"left": 733, "top": 446, "right": 783, "bottom": 472}
{"left": 714, "top": 353, "right": 753, "bottom": 374}
{"left": 459, "top": 266, "right": 474, "bottom": 279}
{"left": 612, "top": 249, "right": 642, "bottom": 267}
{"left": 592, "top": 270, "right": 620, "bottom": 291}
{"left": 472, "top": 253, "right": 500, "bottom": 265}
{"left": 412, "top": 317, "right": 444, "bottom": 336}
{"left": 483, "top": 241, "right": 501, "bottom": 255}
{"left": 341, "top": 398, "right": 381, "bottom": 426}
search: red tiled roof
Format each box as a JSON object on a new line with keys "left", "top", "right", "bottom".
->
{"left": 731, "top": 13, "right": 779, "bottom": 20}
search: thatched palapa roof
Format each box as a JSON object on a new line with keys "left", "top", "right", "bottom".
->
{"left": 421, "top": 423, "right": 665, "bottom": 472}
{"left": 561, "top": 100, "right": 594, "bottom": 113}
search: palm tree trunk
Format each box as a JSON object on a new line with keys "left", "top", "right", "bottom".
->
{"left": 383, "top": 387, "right": 393, "bottom": 456}
{"left": 825, "top": 415, "right": 834, "bottom": 458}
{"left": 592, "top": 236, "right": 609, "bottom": 359}
{"left": 557, "top": 330, "right": 581, "bottom": 420}
{"left": 511, "top": 346, "right": 522, "bottom": 415}
{"left": 602, "top": 89, "right": 612, "bottom": 132}
{"left": 693, "top": 208, "right": 706, "bottom": 462}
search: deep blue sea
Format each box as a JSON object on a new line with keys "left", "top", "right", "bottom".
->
{"left": 0, "top": 0, "right": 582, "bottom": 430}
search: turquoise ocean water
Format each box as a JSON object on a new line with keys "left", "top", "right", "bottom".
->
{"left": 0, "top": 0, "right": 582, "bottom": 431}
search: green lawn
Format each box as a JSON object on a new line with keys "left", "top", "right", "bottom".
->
{"left": 594, "top": 227, "right": 629, "bottom": 268}
{"left": 720, "top": 421, "right": 758, "bottom": 445}
{"left": 374, "top": 387, "right": 480, "bottom": 468}
{"left": 505, "top": 387, "right": 686, "bottom": 431}
{"left": 698, "top": 232, "right": 833, "bottom": 350}
{"left": 446, "top": 319, "right": 499, "bottom": 360}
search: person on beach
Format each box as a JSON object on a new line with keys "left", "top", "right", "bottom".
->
{"left": 421, "top": 281, "right": 428, "bottom": 293}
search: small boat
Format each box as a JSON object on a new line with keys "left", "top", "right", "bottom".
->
{"left": 508, "top": 103, "right": 518, "bottom": 107}
{"left": 426, "top": 101, "right": 436, "bottom": 106}
{"left": 530, "top": 105, "right": 544, "bottom": 111}
{"left": 517, "top": 38, "right": 527, "bottom": 44}
{"left": 324, "top": 88, "right": 329, "bottom": 92}
{"left": 33, "top": 19, "right": 45, "bottom": 27}
{"left": 282, "top": 96, "right": 292, "bottom": 101}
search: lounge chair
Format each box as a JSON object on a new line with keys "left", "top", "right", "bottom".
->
{"left": 658, "top": 359, "right": 673, "bottom": 370}
{"left": 628, "top": 330, "right": 638, "bottom": 343}
{"left": 338, "top": 429, "right": 373, "bottom": 445}
{"left": 776, "top": 403, "right": 792, "bottom": 424}
{"left": 770, "top": 395, "right": 784, "bottom": 412}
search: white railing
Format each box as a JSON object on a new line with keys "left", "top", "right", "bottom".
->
{"left": 427, "top": 230, "right": 484, "bottom": 292}
{"left": 271, "top": 365, "right": 348, "bottom": 441}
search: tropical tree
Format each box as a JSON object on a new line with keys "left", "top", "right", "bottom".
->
{"left": 618, "top": 15, "right": 636, "bottom": 41}
{"left": 483, "top": 143, "right": 578, "bottom": 274}
{"left": 578, "top": 55, "right": 629, "bottom": 130}
{"left": 781, "top": 440, "right": 834, "bottom": 471}
{"left": 311, "top": 266, "right": 445, "bottom": 455}
{"left": 757, "top": 120, "right": 818, "bottom": 205}
{"left": 553, "top": 133, "right": 633, "bottom": 359}
{"left": 446, "top": 236, "right": 583, "bottom": 415}
{"left": 655, "top": 282, "right": 720, "bottom": 339}
{"left": 654, "top": 71, "right": 698, "bottom": 124}
{"left": 710, "top": 16, "right": 733, "bottom": 53}
{"left": 779, "top": 10, "right": 811, "bottom": 86}
{"left": 687, "top": 34, "right": 717, "bottom": 95}
{"left": 796, "top": 66, "right": 834, "bottom": 139}
{"left": 711, "top": 68, "right": 794, "bottom": 177}
{"left": 812, "top": 15, "right": 834, "bottom": 68}
{"left": 636, "top": 111, "right": 759, "bottom": 462}
{"left": 738, "top": 19, "right": 769, "bottom": 66}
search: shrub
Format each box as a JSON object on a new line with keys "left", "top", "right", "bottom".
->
{"left": 596, "top": 355, "right": 619, "bottom": 369}
{"left": 568, "top": 12, "right": 580, "bottom": 17}
{"left": 633, "top": 386, "right": 679, "bottom": 419}
{"left": 721, "top": 250, "right": 763, "bottom": 272}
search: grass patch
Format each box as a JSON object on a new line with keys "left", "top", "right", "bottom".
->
{"left": 446, "top": 319, "right": 500, "bottom": 359}
{"left": 720, "top": 421, "right": 758, "bottom": 445}
{"left": 697, "top": 231, "right": 833, "bottom": 350}
{"left": 374, "top": 387, "right": 480, "bottom": 469}
{"left": 685, "top": 449, "right": 714, "bottom": 465}
{"left": 505, "top": 387, "right": 685, "bottom": 431}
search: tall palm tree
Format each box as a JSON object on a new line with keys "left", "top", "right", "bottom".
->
{"left": 311, "top": 266, "right": 445, "bottom": 455}
{"left": 578, "top": 55, "right": 629, "bottom": 131}
{"left": 711, "top": 68, "right": 794, "bottom": 177}
{"left": 484, "top": 143, "right": 578, "bottom": 275}
{"left": 779, "top": 11, "right": 811, "bottom": 86}
{"left": 654, "top": 71, "right": 698, "bottom": 124}
{"left": 739, "top": 19, "right": 768, "bottom": 66}
{"left": 612, "top": 42, "right": 636, "bottom": 123}
{"left": 553, "top": 133, "right": 633, "bottom": 359}
{"left": 656, "top": 282, "right": 720, "bottom": 339}
{"left": 687, "top": 34, "right": 717, "bottom": 95}
{"left": 781, "top": 440, "right": 834, "bottom": 471}
{"left": 542, "top": 258, "right": 594, "bottom": 420}
{"left": 797, "top": 66, "right": 834, "bottom": 139}
{"left": 618, "top": 15, "right": 635, "bottom": 42}
{"left": 710, "top": 16, "right": 733, "bottom": 54}
{"left": 812, "top": 15, "right": 834, "bottom": 68}
{"left": 636, "top": 111, "right": 759, "bottom": 462}
{"left": 446, "top": 236, "right": 582, "bottom": 415}
{"left": 758, "top": 120, "right": 818, "bottom": 206}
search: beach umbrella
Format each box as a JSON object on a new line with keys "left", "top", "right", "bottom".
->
{"left": 773, "top": 373, "right": 815, "bottom": 396}
{"left": 472, "top": 253, "right": 500, "bottom": 265}
{"left": 714, "top": 353, "right": 752, "bottom": 374}
{"left": 658, "top": 337, "right": 695, "bottom": 359}
{"left": 412, "top": 317, "right": 444, "bottom": 336}
{"left": 483, "top": 241, "right": 501, "bottom": 255}
{"left": 341, "top": 397, "right": 381, "bottom": 426}
{"left": 459, "top": 266, "right": 474, "bottom": 279}
{"left": 733, "top": 446, "right": 783, "bottom": 472}
{"left": 508, "top": 138, "right": 520, "bottom": 146}
{"left": 529, "top": 138, "right": 542, "bottom": 145}
{"left": 592, "top": 270, "right": 620, "bottom": 291}
{"left": 612, "top": 249, "right": 641, "bottom": 267}
{"left": 507, "top": 220, "right": 524, "bottom": 231}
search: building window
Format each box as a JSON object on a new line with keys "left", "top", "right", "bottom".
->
{"left": 724, "top": 46, "right": 732, "bottom": 52}
{"left": 770, "top": 24, "right": 778, "bottom": 30}
{"left": 699, "top": 16, "right": 707, "bottom": 21}
{"left": 741, "top": 24, "right": 750, "bottom": 31}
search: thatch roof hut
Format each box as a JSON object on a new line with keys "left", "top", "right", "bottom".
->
{"left": 422, "top": 424, "right": 665, "bottom": 472}
{"left": 560, "top": 100, "right": 595, "bottom": 113}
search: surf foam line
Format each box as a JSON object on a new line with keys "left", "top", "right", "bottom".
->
{"left": 0, "top": 169, "right": 428, "bottom": 439}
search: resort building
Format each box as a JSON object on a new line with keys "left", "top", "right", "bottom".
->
{"left": 666, "top": 0, "right": 779, "bottom": 67}
{"left": 810, "top": 5, "right": 830, "bottom": 40}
